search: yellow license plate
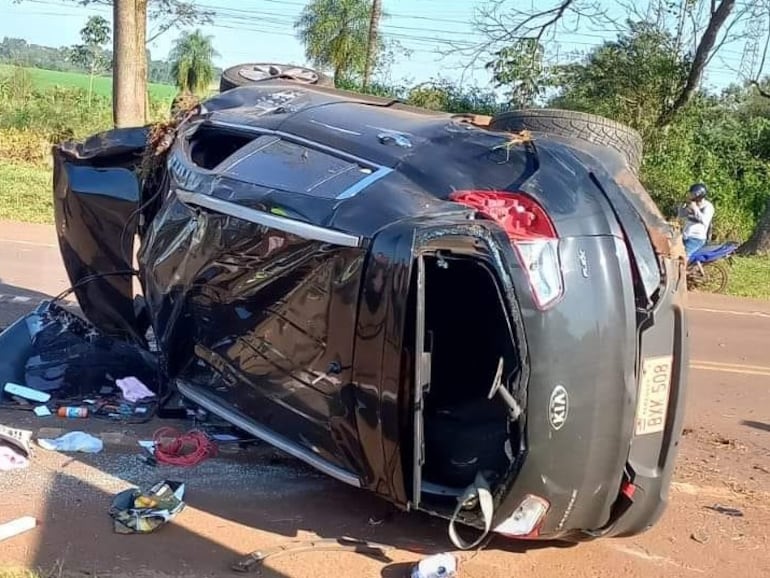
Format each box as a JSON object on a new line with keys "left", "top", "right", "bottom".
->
{"left": 635, "top": 355, "right": 673, "bottom": 436}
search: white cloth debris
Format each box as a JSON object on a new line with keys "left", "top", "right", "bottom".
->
{"left": 115, "top": 377, "right": 155, "bottom": 403}
{"left": 38, "top": 431, "right": 103, "bottom": 453}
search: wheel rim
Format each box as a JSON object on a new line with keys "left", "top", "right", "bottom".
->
{"left": 238, "top": 64, "right": 319, "bottom": 84}
{"left": 689, "top": 262, "right": 729, "bottom": 294}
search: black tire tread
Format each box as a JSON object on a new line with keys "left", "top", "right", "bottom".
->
{"left": 490, "top": 108, "right": 643, "bottom": 173}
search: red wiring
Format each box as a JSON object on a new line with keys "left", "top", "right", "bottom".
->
{"left": 153, "top": 427, "right": 217, "bottom": 466}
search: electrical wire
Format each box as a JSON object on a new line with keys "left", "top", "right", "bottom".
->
{"left": 52, "top": 270, "right": 139, "bottom": 303}
{"left": 153, "top": 427, "right": 218, "bottom": 466}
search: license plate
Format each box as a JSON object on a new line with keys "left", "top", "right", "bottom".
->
{"left": 635, "top": 355, "right": 673, "bottom": 436}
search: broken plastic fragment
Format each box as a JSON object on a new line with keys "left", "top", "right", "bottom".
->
{"left": 4, "top": 383, "right": 50, "bottom": 403}
{"left": 33, "top": 405, "right": 52, "bottom": 417}
{"left": 0, "top": 516, "right": 37, "bottom": 542}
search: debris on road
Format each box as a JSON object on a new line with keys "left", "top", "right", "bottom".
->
{"left": 57, "top": 405, "right": 88, "bottom": 418}
{"left": 0, "top": 516, "right": 37, "bottom": 543}
{"left": 4, "top": 382, "right": 50, "bottom": 403}
{"left": 0, "top": 423, "right": 33, "bottom": 470}
{"left": 690, "top": 530, "right": 711, "bottom": 544}
{"left": 705, "top": 504, "right": 744, "bottom": 517}
{"left": 38, "top": 431, "right": 103, "bottom": 453}
{"left": 231, "top": 537, "right": 392, "bottom": 573}
{"left": 153, "top": 427, "right": 217, "bottom": 467}
{"left": 109, "top": 480, "right": 186, "bottom": 534}
{"left": 411, "top": 553, "right": 458, "bottom": 578}
{"left": 33, "top": 405, "right": 52, "bottom": 417}
{"left": 116, "top": 376, "right": 156, "bottom": 403}
{"left": 0, "top": 301, "right": 164, "bottom": 425}
{"left": 0, "top": 443, "right": 29, "bottom": 470}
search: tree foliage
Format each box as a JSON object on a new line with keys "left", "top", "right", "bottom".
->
{"left": 295, "top": 0, "right": 373, "bottom": 84}
{"left": 69, "top": 16, "right": 111, "bottom": 103}
{"left": 169, "top": 29, "right": 218, "bottom": 94}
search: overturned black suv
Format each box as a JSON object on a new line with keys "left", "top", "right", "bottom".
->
{"left": 50, "top": 69, "right": 689, "bottom": 548}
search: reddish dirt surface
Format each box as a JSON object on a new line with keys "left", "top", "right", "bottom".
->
{"left": 0, "top": 225, "right": 769, "bottom": 577}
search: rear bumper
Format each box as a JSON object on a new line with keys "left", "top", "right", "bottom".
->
{"left": 595, "top": 257, "right": 689, "bottom": 538}
{"left": 490, "top": 243, "right": 688, "bottom": 540}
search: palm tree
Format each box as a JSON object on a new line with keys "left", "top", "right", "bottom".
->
{"left": 169, "top": 30, "right": 219, "bottom": 95}
{"left": 363, "top": 0, "right": 383, "bottom": 90}
{"left": 295, "top": 0, "right": 371, "bottom": 85}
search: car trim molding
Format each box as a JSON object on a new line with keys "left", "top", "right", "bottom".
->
{"left": 176, "top": 380, "right": 362, "bottom": 488}
{"left": 176, "top": 189, "right": 363, "bottom": 248}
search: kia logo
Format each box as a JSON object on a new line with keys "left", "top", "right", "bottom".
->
{"left": 549, "top": 385, "right": 569, "bottom": 431}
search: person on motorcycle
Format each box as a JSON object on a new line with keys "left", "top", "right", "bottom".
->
{"left": 679, "top": 183, "right": 715, "bottom": 260}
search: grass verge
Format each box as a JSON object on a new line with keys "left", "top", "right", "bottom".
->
{"left": 725, "top": 256, "right": 770, "bottom": 299}
{"left": 0, "top": 64, "right": 176, "bottom": 101}
{"left": 0, "top": 162, "right": 53, "bottom": 224}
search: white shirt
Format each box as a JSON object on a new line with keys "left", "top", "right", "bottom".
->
{"left": 682, "top": 199, "right": 714, "bottom": 240}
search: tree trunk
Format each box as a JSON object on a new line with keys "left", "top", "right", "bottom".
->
{"left": 363, "top": 0, "right": 382, "bottom": 90}
{"left": 112, "top": 0, "right": 147, "bottom": 127}
{"left": 657, "top": 0, "right": 735, "bottom": 128}
{"left": 738, "top": 197, "right": 770, "bottom": 255}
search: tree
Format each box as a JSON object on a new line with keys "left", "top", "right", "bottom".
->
{"left": 295, "top": 0, "right": 372, "bottom": 84}
{"left": 70, "top": 16, "right": 111, "bottom": 105}
{"left": 363, "top": 0, "right": 383, "bottom": 90}
{"left": 169, "top": 30, "right": 218, "bottom": 94}
{"left": 469, "top": 0, "right": 747, "bottom": 127}
{"left": 552, "top": 21, "right": 690, "bottom": 139}
{"left": 739, "top": 198, "right": 770, "bottom": 255}
{"left": 486, "top": 39, "right": 552, "bottom": 108}
{"left": 14, "top": 0, "right": 213, "bottom": 127}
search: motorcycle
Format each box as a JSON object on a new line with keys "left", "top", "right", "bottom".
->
{"left": 686, "top": 241, "right": 739, "bottom": 294}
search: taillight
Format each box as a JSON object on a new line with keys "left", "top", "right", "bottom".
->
{"left": 494, "top": 494, "right": 550, "bottom": 538}
{"left": 450, "top": 190, "right": 563, "bottom": 309}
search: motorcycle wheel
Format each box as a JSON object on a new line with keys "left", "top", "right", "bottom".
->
{"left": 689, "top": 261, "right": 729, "bottom": 294}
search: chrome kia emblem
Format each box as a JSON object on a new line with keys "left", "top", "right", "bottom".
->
{"left": 549, "top": 385, "right": 569, "bottom": 431}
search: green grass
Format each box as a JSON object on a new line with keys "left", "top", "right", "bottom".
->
{"left": 0, "top": 162, "right": 53, "bottom": 224}
{"left": 725, "top": 255, "right": 770, "bottom": 299}
{"left": 0, "top": 64, "right": 177, "bottom": 101}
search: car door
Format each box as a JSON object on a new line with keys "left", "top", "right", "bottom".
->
{"left": 141, "top": 129, "right": 385, "bottom": 480}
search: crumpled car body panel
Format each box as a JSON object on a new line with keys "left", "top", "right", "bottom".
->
{"left": 47, "top": 83, "right": 688, "bottom": 543}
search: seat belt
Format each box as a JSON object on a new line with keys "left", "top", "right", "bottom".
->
{"left": 448, "top": 471, "right": 495, "bottom": 550}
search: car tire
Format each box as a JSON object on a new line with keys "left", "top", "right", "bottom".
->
{"left": 220, "top": 63, "right": 334, "bottom": 92}
{"left": 490, "top": 108, "right": 643, "bottom": 174}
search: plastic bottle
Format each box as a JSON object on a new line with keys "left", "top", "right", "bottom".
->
{"left": 410, "top": 553, "right": 457, "bottom": 578}
{"left": 57, "top": 406, "right": 88, "bottom": 418}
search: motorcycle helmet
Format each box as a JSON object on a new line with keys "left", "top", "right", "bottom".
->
{"left": 689, "top": 183, "right": 708, "bottom": 201}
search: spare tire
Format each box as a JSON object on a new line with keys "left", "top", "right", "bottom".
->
{"left": 490, "top": 108, "right": 643, "bottom": 174}
{"left": 220, "top": 63, "right": 333, "bottom": 92}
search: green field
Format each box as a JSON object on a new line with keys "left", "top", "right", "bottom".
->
{"left": 0, "top": 64, "right": 177, "bottom": 100}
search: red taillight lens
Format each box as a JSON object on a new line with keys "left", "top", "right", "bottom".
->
{"left": 450, "top": 190, "right": 564, "bottom": 309}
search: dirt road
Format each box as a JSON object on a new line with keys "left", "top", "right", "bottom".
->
{"left": 0, "top": 223, "right": 768, "bottom": 577}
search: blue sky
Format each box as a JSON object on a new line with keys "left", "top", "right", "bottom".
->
{"left": 0, "top": 0, "right": 753, "bottom": 90}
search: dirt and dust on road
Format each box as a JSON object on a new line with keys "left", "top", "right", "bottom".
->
{"left": 0, "top": 225, "right": 768, "bottom": 578}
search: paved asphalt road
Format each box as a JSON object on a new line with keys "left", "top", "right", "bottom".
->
{"left": 0, "top": 221, "right": 768, "bottom": 577}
